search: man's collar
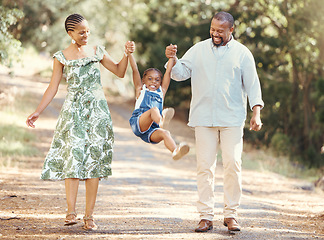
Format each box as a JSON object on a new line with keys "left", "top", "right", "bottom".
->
{"left": 226, "top": 35, "right": 234, "bottom": 47}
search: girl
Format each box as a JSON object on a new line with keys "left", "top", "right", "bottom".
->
{"left": 128, "top": 43, "right": 189, "bottom": 160}
{"left": 26, "top": 13, "right": 134, "bottom": 230}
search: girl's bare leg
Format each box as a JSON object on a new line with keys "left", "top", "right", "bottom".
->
{"left": 150, "top": 129, "right": 177, "bottom": 152}
{"left": 151, "top": 129, "right": 190, "bottom": 160}
{"left": 138, "top": 107, "right": 161, "bottom": 132}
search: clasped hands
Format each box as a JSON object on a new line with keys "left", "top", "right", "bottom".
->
{"left": 165, "top": 44, "right": 177, "bottom": 59}
{"left": 124, "top": 41, "right": 135, "bottom": 55}
{"left": 125, "top": 42, "right": 178, "bottom": 60}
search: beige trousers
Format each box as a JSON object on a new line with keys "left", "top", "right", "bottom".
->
{"left": 195, "top": 126, "right": 243, "bottom": 220}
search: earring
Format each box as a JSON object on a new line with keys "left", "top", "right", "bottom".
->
{"left": 72, "top": 39, "right": 76, "bottom": 44}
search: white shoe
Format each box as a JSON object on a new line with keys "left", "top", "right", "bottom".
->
{"left": 159, "top": 107, "right": 175, "bottom": 129}
{"left": 172, "top": 142, "right": 190, "bottom": 160}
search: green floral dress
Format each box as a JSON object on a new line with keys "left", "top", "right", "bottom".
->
{"left": 41, "top": 46, "right": 114, "bottom": 180}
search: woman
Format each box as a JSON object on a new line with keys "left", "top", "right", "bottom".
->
{"left": 26, "top": 13, "right": 134, "bottom": 230}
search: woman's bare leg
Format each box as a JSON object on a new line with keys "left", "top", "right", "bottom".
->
{"left": 85, "top": 178, "right": 99, "bottom": 216}
{"left": 65, "top": 178, "right": 79, "bottom": 218}
{"left": 84, "top": 178, "right": 99, "bottom": 228}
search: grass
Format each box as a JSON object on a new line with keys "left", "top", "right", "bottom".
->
{"left": 214, "top": 142, "right": 322, "bottom": 182}
{"left": 0, "top": 124, "right": 39, "bottom": 156}
{"left": 242, "top": 144, "right": 323, "bottom": 182}
{"left": 0, "top": 87, "right": 42, "bottom": 167}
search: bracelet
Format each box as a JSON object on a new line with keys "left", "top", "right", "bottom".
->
{"left": 124, "top": 51, "right": 128, "bottom": 57}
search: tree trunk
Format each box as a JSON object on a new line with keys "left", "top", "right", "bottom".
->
{"left": 302, "top": 73, "right": 313, "bottom": 150}
{"left": 290, "top": 59, "right": 301, "bottom": 153}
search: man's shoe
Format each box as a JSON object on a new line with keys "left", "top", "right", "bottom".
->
{"left": 195, "top": 219, "right": 213, "bottom": 232}
{"left": 224, "top": 218, "right": 240, "bottom": 231}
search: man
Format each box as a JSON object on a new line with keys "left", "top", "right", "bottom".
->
{"left": 165, "top": 11, "right": 263, "bottom": 232}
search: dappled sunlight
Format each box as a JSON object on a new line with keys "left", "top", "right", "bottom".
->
{"left": 241, "top": 226, "right": 317, "bottom": 238}
{"left": 0, "top": 47, "right": 52, "bottom": 77}
{"left": 0, "top": 73, "right": 66, "bottom": 98}
{"left": 114, "top": 140, "right": 139, "bottom": 146}
{"left": 0, "top": 213, "right": 64, "bottom": 220}
{"left": 35, "top": 119, "right": 59, "bottom": 130}
{"left": 113, "top": 126, "right": 132, "bottom": 133}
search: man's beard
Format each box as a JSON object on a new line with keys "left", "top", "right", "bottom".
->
{"left": 212, "top": 36, "right": 224, "bottom": 47}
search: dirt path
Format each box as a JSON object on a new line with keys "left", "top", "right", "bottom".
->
{"left": 0, "top": 73, "right": 323, "bottom": 239}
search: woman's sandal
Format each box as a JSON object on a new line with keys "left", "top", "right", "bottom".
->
{"left": 64, "top": 212, "right": 77, "bottom": 226}
{"left": 83, "top": 215, "right": 98, "bottom": 230}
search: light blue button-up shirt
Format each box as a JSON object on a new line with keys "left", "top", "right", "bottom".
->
{"left": 169, "top": 37, "right": 264, "bottom": 127}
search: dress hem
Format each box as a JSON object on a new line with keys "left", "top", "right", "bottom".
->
{"left": 40, "top": 175, "right": 111, "bottom": 181}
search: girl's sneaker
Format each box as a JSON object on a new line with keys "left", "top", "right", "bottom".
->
{"left": 159, "top": 107, "right": 175, "bottom": 129}
{"left": 172, "top": 142, "right": 190, "bottom": 160}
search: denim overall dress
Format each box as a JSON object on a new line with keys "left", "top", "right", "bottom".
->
{"left": 129, "top": 84, "right": 163, "bottom": 143}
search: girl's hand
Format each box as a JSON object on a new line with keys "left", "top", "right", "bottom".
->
{"left": 125, "top": 41, "right": 135, "bottom": 55}
{"left": 26, "top": 112, "right": 40, "bottom": 128}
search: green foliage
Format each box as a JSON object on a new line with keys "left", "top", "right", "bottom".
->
{"left": 303, "top": 145, "right": 322, "bottom": 168}
{"left": 0, "top": 4, "right": 24, "bottom": 67}
{"left": 315, "top": 79, "right": 324, "bottom": 123}
{"left": 270, "top": 132, "right": 291, "bottom": 156}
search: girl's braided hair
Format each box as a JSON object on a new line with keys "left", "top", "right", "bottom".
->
{"left": 143, "top": 68, "right": 163, "bottom": 80}
{"left": 65, "top": 14, "right": 85, "bottom": 33}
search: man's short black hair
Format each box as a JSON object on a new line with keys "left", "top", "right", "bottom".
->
{"left": 212, "top": 11, "right": 234, "bottom": 28}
